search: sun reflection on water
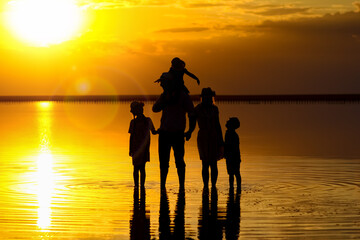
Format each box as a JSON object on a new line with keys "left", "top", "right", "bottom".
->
{"left": 36, "top": 102, "right": 54, "bottom": 230}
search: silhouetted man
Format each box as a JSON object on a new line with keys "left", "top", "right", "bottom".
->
{"left": 153, "top": 91, "right": 194, "bottom": 190}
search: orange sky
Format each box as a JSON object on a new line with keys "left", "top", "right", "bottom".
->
{"left": 0, "top": 0, "right": 360, "bottom": 95}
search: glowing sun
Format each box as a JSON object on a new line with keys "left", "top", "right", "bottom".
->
{"left": 6, "top": 0, "right": 82, "bottom": 46}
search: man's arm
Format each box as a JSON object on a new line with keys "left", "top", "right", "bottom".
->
{"left": 152, "top": 93, "right": 167, "bottom": 113}
{"left": 185, "top": 97, "right": 196, "bottom": 141}
{"left": 185, "top": 113, "right": 196, "bottom": 141}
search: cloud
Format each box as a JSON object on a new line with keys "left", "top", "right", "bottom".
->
{"left": 183, "top": 3, "right": 226, "bottom": 8}
{"left": 257, "top": 11, "right": 360, "bottom": 36}
{"left": 156, "top": 27, "right": 209, "bottom": 33}
{"left": 79, "top": 0, "right": 175, "bottom": 9}
{"left": 354, "top": 1, "right": 360, "bottom": 11}
{"left": 255, "top": 7, "right": 310, "bottom": 16}
{"left": 126, "top": 8, "right": 360, "bottom": 95}
{"left": 234, "top": 4, "right": 278, "bottom": 10}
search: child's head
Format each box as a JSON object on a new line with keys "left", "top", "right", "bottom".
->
{"left": 171, "top": 57, "right": 185, "bottom": 70}
{"left": 226, "top": 117, "right": 240, "bottom": 130}
{"left": 130, "top": 101, "right": 144, "bottom": 116}
{"left": 200, "top": 87, "right": 215, "bottom": 105}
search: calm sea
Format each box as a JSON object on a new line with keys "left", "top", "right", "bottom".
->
{"left": 0, "top": 102, "right": 359, "bottom": 239}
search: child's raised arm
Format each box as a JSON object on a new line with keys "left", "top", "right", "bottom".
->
{"left": 184, "top": 69, "right": 200, "bottom": 85}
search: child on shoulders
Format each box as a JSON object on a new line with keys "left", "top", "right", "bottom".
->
{"left": 155, "top": 57, "right": 200, "bottom": 95}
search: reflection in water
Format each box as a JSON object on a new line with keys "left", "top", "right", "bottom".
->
{"left": 159, "top": 190, "right": 186, "bottom": 240}
{"left": 36, "top": 102, "right": 54, "bottom": 229}
{"left": 130, "top": 187, "right": 150, "bottom": 240}
{"left": 198, "top": 188, "right": 223, "bottom": 240}
{"left": 225, "top": 189, "right": 241, "bottom": 240}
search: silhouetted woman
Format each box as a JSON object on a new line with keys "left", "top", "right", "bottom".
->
{"left": 186, "top": 87, "right": 224, "bottom": 188}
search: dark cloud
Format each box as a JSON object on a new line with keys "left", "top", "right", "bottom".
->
{"left": 134, "top": 9, "right": 360, "bottom": 95}
{"left": 258, "top": 11, "right": 360, "bottom": 36}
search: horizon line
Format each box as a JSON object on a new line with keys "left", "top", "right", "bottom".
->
{"left": 0, "top": 94, "right": 359, "bottom": 103}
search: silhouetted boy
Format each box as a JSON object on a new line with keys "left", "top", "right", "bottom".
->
{"left": 129, "top": 101, "right": 157, "bottom": 188}
{"left": 224, "top": 117, "right": 241, "bottom": 190}
{"left": 155, "top": 57, "right": 200, "bottom": 94}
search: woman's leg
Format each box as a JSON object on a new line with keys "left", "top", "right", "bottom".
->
{"left": 235, "top": 170, "right": 241, "bottom": 190}
{"left": 229, "top": 174, "right": 234, "bottom": 189}
{"left": 210, "top": 161, "right": 218, "bottom": 187}
{"left": 202, "top": 161, "right": 209, "bottom": 188}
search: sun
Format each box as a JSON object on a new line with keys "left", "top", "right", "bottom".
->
{"left": 6, "top": 0, "right": 82, "bottom": 47}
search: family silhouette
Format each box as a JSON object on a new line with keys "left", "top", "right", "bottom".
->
{"left": 129, "top": 57, "right": 242, "bottom": 191}
{"left": 127, "top": 57, "right": 242, "bottom": 239}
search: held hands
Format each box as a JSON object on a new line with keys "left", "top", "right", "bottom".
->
{"left": 152, "top": 129, "right": 160, "bottom": 135}
{"left": 196, "top": 79, "right": 200, "bottom": 85}
{"left": 184, "top": 131, "right": 192, "bottom": 141}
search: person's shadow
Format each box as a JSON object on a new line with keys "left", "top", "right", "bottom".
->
{"left": 159, "top": 190, "right": 186, "bottom": 240}
{"left": 198, "top": 188, "right": 223, "bottom": 240}
{"left": 225, "top": 188, "right": 241, "bottom": 240}
{"left": 130, "top": 187, "right": 150, "bottom": 240}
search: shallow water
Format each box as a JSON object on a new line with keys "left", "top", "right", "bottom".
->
{"left": 0, "top": 102, "right": 359, "bottom": 239}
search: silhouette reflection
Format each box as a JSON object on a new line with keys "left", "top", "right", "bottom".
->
{"left": 225, "top": 188, "right": 241, "bottom": 240}
{"left": 198, "top": 188, "right": 223, "bottom": 240}
{"left": 130, "top": 187, "right": 150, "bottom": 240}
{"left": 159, "top": 190, "right": 186, "bottom": 240}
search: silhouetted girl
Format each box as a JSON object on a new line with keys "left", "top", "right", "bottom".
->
{"left": 155, "top": 57, "right": 200, "bottom": 94}
{"left": 224, "top": 117, "right": 241, "bottom": 190}
{"left": 186, "top": 88, "right": 224, "bottom": 189}
{"left": 129, "top": 101, "right": 157, "bottom": 188}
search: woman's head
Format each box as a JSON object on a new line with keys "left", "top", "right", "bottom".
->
{"left": 200, "top": 87, "right": 216, "bottom": 105}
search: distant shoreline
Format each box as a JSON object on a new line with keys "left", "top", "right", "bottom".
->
{"left": 0, "top": 94, "right": 359, "bottom": 103}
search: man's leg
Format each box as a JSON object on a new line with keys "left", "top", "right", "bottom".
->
{"left": 159, "top": 132, "right": 171, "bottom": 189}
{"left": 133, "top": 166, "right": 139, "bottom": 188}
{"left": 173, "top": 132, "right": 186, "bottom": 190}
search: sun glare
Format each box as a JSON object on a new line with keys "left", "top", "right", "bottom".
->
{"left": 6, "top": 0, "right": 82, "bottom": 46}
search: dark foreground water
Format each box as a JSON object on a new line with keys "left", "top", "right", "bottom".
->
{"left": 0, "top": 102, "right": 359, "bottom": 239}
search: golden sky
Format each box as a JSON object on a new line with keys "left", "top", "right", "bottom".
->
{"left": 0, "top": 0, "right": 359, "bottom": 95}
